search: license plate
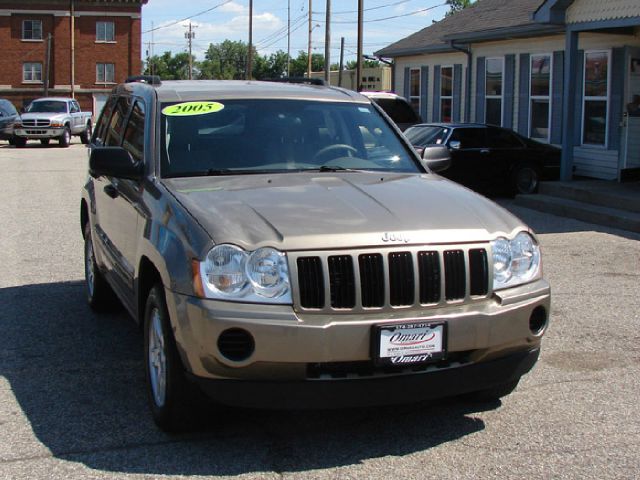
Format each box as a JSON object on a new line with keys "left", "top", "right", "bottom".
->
{"left": 373, "top": 322, "right": 446, "bottom": 366}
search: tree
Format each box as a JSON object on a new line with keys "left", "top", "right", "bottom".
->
{"left": 144, "top": 51, "right": 193, "bottom": 80}
{"left": 445, "top": 0, "right": 474, "bottom": 17}
{"left": 345, "top": 58, "right": 382, "bottom": 70}
{"left": 253, "top": 50, "right": 289, "bottom": 80}
{"left": 288, "top": 51, "right": 325, "bottom": 77}
{"left": 198, "top": 40, "right": 257, "bottom": 80}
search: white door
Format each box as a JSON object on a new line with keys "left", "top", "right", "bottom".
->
{"left": 92, "top": 93, "right": 109, "bottom": 122}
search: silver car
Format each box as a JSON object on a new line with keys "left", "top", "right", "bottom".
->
{"left": 81, "top": 77, "right": 550, "bottom": 432}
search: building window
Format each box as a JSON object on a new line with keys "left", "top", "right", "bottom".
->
{"left": 530, "top": 54, "right": 552, "bottom": 142}
{"left": 485, "top": 57, "right": 503, "bottom": 126}
{"left": 96, "top": 21, "right": 115, "bottom": 42}
{"left": 22, "top": 20, "right": 42, "bottom": 40}
{"left": 440, "top": 66, "right": 453, "bottom": 122}
{"left": 23, "top": 62, "right": 42, "bottom": 82}
{"left": 409, "top": 68, "right": 420, "bottom": 114}
{"left": 583, "top": 50, "right": 609, "bottom": 146}
{"left": 96, "top": 63, "right": 115, "bottom": 83}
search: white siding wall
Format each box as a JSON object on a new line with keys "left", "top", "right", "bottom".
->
{"left": 567, "top": 0, "right": 640, "bottom": 24}
{"left": 395, "top": 52, "right": 467, "bottom": 122}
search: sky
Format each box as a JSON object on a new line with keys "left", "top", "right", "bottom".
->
{"left": 141, "top": 0, "right": 450, "bottom": 64}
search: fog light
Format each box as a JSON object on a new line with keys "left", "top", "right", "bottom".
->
{"left": 529, "top": 306, "right": 547, "bottom": 334}
{"left": 217, "top": 328, "right": 255, "bottom": 362}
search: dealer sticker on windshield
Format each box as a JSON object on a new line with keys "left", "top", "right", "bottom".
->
{"left": 161, "top": 101, "right": 225, "bottom": 116}
{"left": 373, "top": 322, "right": 446, "bottom": 366}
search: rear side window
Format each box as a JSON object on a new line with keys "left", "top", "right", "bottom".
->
{"left": 104, "top": 96, "right": 131, "bottom": 147}
{"left": 93, "top": 96, "right": 117, "bottom": 145}
{"left": 486, "top": 127, "right": 524, "bottom": 148}
{"left": 449, "top": 128, "right": 487, "bottom": 149}
{"left": 374, "top": 98, "right": 420, "bottom": 124}
{"left": 122, "top": 100, "right": 145, "bottom": 162}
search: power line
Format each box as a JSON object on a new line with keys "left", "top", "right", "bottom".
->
{"left": 316, "top": 3, "right": 446, "bottom": 24}
{"left": 142, "top": 0, "right": 234, "bottom": 34}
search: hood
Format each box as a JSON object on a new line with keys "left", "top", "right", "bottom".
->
{"left": 19, "top": 112, "right": 67, "bottom": 121}
{"left": 164, "top": 172, "right": 526, "bottom": 252}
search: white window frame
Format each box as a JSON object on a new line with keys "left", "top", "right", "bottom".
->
{"left": 529, "top": 53, "right": 553, "bottom": 143}
{"left": 440, "top": 65, "right": 453, "bottom": 122}
{"left": 485, "top": 57, "right": 504, "bottom": 126}
{"left": 96, "top": 63, "right": 115, "bottom": 84}
{"left": 22, "top": 20, "right": 42, "bottom": 41}
{"left": 96, "top": 21, "right": 115, "bottom": 42}
{"left": 581, "top": 49, "right": 611, "bottom": 148}
{"left": 22, "top": 62, "right": 43, "bottom": 83}
{"left": 409, "top": 67, "right": 421, "bottom": 115}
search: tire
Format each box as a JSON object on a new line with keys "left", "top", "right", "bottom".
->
{"left": 144, "top": 285, "right": 203, "bottom": 432}
{"left": 511, "top": 163, "right": 540, "bottom": 195}
{"left": 80, "top": 122, "right": 92, "bottom": 145}
{"left": 84, "top": 223, "right": 117, "bottom": 311}
{"left": 465, "top": 378, "right": 520, "bottom": 403}
{"left": 40, "top": 139, "right": 50, "bottom": 146}
{"left": 8, "top": 136, "right": 15, "bottom": 146}
{"left": 59, "top": 126, "right": 71, "bottom": 148}
{"left": 14, "top": 137, "right": 26, "bottom": 148}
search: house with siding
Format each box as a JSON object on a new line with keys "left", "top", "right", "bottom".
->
{"left": 376, "top": 0, "right": 640, "bottom": 182}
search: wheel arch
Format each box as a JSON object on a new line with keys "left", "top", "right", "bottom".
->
{"left": 137, "top": 256, "right": 163, "bottom": 326}
{"left": 80, "top": 199, "right": 89, "bottom": 239}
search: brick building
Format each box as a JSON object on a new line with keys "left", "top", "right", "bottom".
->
{"left": 0, "top": 0, "right": 147, "bottom": 117}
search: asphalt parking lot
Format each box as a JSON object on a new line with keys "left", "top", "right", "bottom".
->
{"left": 1, "top": 141, "right": 639, "bottom": 479}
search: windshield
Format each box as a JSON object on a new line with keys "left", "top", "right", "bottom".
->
{"left": 160, "top": 99, "right": 422, "bottom": 178}
{"left": 26, "top": 100, "right": 67, "bottom": 113}
{"left": 372, "top": 98, "right": 420, "bottom": 124}
{"left": 404, "top": 126, "right": 449, "bottom": 147}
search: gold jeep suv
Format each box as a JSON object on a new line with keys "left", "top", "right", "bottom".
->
{"left": 81, "top": 77, "right": 550, "bottom": 431}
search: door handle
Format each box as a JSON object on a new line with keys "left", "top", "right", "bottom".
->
{"left": 480, "top": 149, "right": 490, "bottom": 154}
{"left": 103, "top": 184, "right": 119, "bottom": 199}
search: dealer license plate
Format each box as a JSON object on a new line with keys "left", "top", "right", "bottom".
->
{"left": 373, "top": 322, "right": 446, "bottom": 366}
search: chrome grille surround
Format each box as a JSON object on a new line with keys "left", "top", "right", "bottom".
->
{"left": 22, "top": 119, "right": 51, "bottom": 127}
{"left": 289, "top": 243, "right": 492, "bottom": 314}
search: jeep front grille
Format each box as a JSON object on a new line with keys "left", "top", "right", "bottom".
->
{"left": 292, "top": 245, "right": 491, "bottom": 313}
{"left": 22, "top": 119, "right": 50, "bottom": 127}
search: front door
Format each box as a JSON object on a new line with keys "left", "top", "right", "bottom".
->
{"left": 622, "top": 47, "right": 640, "bottom": 174}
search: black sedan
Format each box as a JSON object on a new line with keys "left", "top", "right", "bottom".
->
{"left": 405, "top": 123, "right": 560, "bottom": 195}
{"left": 0, "top": 99, "right": 19, "bottom": 145}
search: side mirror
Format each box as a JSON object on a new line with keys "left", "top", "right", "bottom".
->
{"left": 421, "top": 145, "right": 451, "bottom": 173}
{"left": 89, "top": 146, "right": 143, "bottom": 180}
{"left": 449, "top": 140, "right": 461, "bottom": 150}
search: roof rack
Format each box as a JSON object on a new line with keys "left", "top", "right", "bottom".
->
{"left": 265, "top": 77, "right": 326, "bottom": 86}
{"left": 125, "top": 75, "right": 162, "bottom": 86}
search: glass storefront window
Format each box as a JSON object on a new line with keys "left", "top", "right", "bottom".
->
{"left": 583, "top": 51, "right": 609, "bottom": 146}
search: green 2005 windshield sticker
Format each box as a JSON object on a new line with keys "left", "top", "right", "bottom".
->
{"left": 161, "top": 101, "right": 224, "bottom": 116}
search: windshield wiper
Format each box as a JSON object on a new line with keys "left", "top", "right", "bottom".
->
{"left": 314, "top": 165, "right": 359, "bottom": 173}
{"left": 165, "top": 168, "right": 237, "bottom": 178}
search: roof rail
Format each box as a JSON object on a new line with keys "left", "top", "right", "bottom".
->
{"left": 265, "top": 77, "right": 326, "bottom": 86}
{"left": 125, "top": 75, "right": 162, "bottom": 86}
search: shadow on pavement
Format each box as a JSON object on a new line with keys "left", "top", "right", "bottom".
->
{"left": 0, "top": 280, "right": 494, "bottom": 475}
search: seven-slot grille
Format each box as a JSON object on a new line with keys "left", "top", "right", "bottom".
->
{"left": 21, "top": 119, "right": 50, "bottom": 127}
{"left": 294, "top": 246, "right": 490, "bottom": 312}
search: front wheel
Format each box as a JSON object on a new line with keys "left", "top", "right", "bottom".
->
{"left": 80, "top": 122, "right": 92, "bottom": 144}
{"left": 14, "top": 137, "right": 26, "bottom": 148}
{"left": 511, "top": 163, "right": 540, "bottom": 195}
{"left": 144, "top": 285, "right": 204, "bottom": 432}
{"left": 59, "top": 126, "right": 71, "bottom": 148}
{"left": 84, "top": 223, "right": 117, "bottom": 311}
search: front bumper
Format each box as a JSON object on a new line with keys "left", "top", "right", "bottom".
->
{"left": 190, "top": 347, "right": 539, "bottom": 409}
{"left": 0, "top": 126, "right": 14, "bottom": 140}
{"left": 14, "top": 127, "right": 64, "bottom": 139}
{"left": 165, "top": 278, "right": 549, "bottom": 394}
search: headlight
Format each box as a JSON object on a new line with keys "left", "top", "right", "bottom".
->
{"left": 50, "top": 121, "right": 63, "bottom": 127}
{"left": 491, "top": 232, "right": 541, "bottom": 290}
{"left": 197, "top": 244, "right": 291, "bottom": 304}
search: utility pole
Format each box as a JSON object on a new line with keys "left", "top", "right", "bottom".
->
{"left": 307, "top": 0, "right": 312, "bottom": 78}
{"left": 44, "top": 33, "right": 52, "bottom": 96}
{"left": 184, "top": 21, "right": 196, "bottom": 80}
{"left": 70, "top": 0, "right": 75, "bottom": 98}
{"left": 324, "top": 0, "right": 330, "bottom": 84}
{"left": 286, "top": 0, "right": 291, "bottom": 77}
{"left": 338, "top": 37, "right": 344, "bottom": 87}
{"left": 247, "top": 0, "right": 253, "bottom": 80}
{"left": 356, "top": 0, "right": 363, "bottom": 92}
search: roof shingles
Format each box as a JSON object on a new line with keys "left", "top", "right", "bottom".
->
{"left": 376, "top": 0, "right": 546, "bottom": 57}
